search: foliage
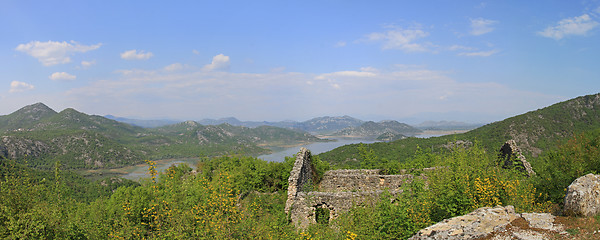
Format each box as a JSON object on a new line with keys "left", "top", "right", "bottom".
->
{"left": 319, "top": 93, "right": 600, "bottom": 169}
{"left": 2, "top": 126, "right": 600, "bottom": 239}
{"left": 532, "top": 129, "right": 600, "bottom": 204}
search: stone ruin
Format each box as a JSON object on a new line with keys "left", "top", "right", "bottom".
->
{"left": 285, "top": 147, "right": 422, "bottom": 228}
{"left": 498, "top": 140, "right": 536, "bottom": 177}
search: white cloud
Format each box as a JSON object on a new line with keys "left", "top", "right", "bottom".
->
{"left": 470, "top": 18, "right": 498, "bottom": 36}
{"left": 81, "top": 60, "right": 96, "bottom": 68}
{"left": 315, "top": 70, "right": 377, "bottom": 81}
{"left": 458, "top": 49, "right": 499, "bottom": 57}
{"left": 62, "top": 65, "right": 562, "bottom": 122}
{"left": 120, "top": 49, "right": 153, "bottom": 60}
{"left": 192, "top": 49, "right": 200, "bottom": 55}
{"left": 538, "top": 14, "right": 599, "bottom": 40}
{"left": 448, "top": 45, "right": 474, "bottom": 51}
{"left": 334, "top": 41, "right": 347, "bottom": 47}
{"left": 202, "top": 54, "right": 230, "bottom": 71}
{"left": 49, "top": 72, "right": 77, "bottom": 81}
{"left": 164, "top": 63, "right": 183, "bottom": 71}
{"left": 15, "top": 40, "right": 101, "bottom": 66}
{"left": 365, "top": 26, "right": 430, "bottom": 52}
{"left": 330, "top": 82, "right": 341, "bottom": 89}
{"left": 9, "top": 81, "right": 34, "bottom": 93}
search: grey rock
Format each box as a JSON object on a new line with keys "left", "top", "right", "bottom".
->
{"left": 409, "top": 206, "right": 520, "bottom": 240}
{"left": 410, "top": 206, "right": 564, "bottom": 240}
{"left": 499, "top": 140, "right": 536, "bottom": 177}
{"left": 563, "top": 173, "right": 600, "bottom": 217}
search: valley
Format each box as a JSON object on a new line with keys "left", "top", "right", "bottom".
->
{"left": 3, "top": 93, "right": 600, "bottom": 239}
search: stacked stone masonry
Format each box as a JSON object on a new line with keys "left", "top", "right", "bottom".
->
{"left": 285, "top": 147, "right": 421, "bottom": 228}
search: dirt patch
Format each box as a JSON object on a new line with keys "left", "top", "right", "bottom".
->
{"left": 550, "top": 216, "right": 600, "bottom": 240}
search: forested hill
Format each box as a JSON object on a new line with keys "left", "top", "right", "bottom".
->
{"left": 318, "top": 93, "right": 600, "bottom": 168}
{"left": 0, "top": 103, "right": 327, "bottom": 170}
{"left": 333, "top": 120, "right": 422, "bottom": 138}
{"left": 0, "top": 102, "right": 57, "bottom": 132}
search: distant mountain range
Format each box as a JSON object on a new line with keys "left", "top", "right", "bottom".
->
{"left": 318, "top": 93, "right": 600, "bottom": 167}
{"left": 333, "top": 120, "right": 423, "bottom": 139}
{"left": 415, "top": 121, "right": 483, "bottom": 131}
{"left": 0, "top": 103, "right": 328, "bottom": 169}
{"left": 107, "top": 115, "right": 479, "bottom": 135}
{"left": 104, "top": 115, "right": 180, "bottom": 128}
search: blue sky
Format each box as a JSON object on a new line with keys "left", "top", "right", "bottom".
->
{"left": 1, "top": 1, "right": 599, "bottom": 123}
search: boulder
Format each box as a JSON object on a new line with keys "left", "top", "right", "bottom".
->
{"left": 563, "top": 173, "right": 600, "bottom": 217}
{"left": 409, "top": 206, "right": 520, "bottom": 240}
{"left": 409, "top": 206, "right": 564, "bottom": 240}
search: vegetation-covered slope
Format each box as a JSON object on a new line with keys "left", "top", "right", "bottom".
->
{"left": 318, "top": 93, "right": 600, "bottom": 168}
{"left": 3, "top": 129, "right": 599, "bottom": 239}
{"left": 0, "top": 103, "right": 57, "bottom": 132}
{"left": 0, "top": 104, "right": 327, "bottom": 169}
{"left": 3, "top": 95, "right": 600, "bottom": 239}
{"left": 333, "top": 120, "right": 422, "bottom": 138}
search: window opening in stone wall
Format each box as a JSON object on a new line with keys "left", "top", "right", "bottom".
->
{"left": 315, "top": 206, "right": 330, "bottom": 225}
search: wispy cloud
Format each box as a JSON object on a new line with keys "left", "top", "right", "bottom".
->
{"left": 470, "top": 18, "right": 498, "bottom": 36}
{"left": 202, "top": 54, "right": 230, "bottom": 71}
{"left": 15, "top": 40, "right": 101, "bottom": 66}
{"left": 448, "top": 45, "right": 474, "bottom": 51}
{"left": 9, "top": 81, "right": 34, "bottom": 93}
{"left": 458, "top": 49, "right": 499, "bottom": 57}
{"left": 64, "top": 65, "right": 562, "bottom": 121}
{"left": 81, "top": 60, "right": 96, "bottom": 68}
{"left": 164, "top": 63, "right": 184, "bottom": 71}
{"left": 538, "top": 14, "right": 599, "bottom": 40}
{"left": 120, "top": 49, "right": 153, "bottom": 60}
{"left": 364, "top": 25, "right": 431, "bottom": 52}
{"left": 334, "top": 41, "right": 347, "bottom": 47}
{"left": 315, "top": 70, "right": 377, "bottom": 81}
{"left": 49, "top": 72, "right": 76, "bottom": 81}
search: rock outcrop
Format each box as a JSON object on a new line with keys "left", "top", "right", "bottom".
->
{"left": 498, "top": 140, "right": 536, "bottom": 176}
{"left": 563, "top": 173, "right": 600, "bottom": 217}
{"left": 409, "top": 206, "right": 564, "bottom": 240}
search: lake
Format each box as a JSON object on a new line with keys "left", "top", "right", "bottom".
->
{"left": 257, "top": 138, "right": 379, "bottom": 162}
{"left": 120, "top": 131, "right": 458, "bottom": 180}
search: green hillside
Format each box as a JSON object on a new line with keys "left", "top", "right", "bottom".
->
{"left": 0, "top": 104, "right": 328, "bottom": 170}
{"left": 0, "top": 103, "right": 57, "bottom": 132}
{"left": 3, "top": 95, "right": 600, "bottom": 239}
{"left": 318, "top": 93, "right": 600, "bottom": 168}
{"left": 333, "top": 120, "right": 422, "bottom": 138}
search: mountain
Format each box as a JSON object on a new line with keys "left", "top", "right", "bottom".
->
{"left": 376, "top": 132, "right": 407, "bottom": 141}
{"left": 104, "top": 115, "right": 180, "bottom": 128}
{"left": 0, "top": 106, "right": 148, "bottom": 169}
{"left": 152, "top": 121, "right": 328, "bottom": 147}
{"left": 318, "top": 93, "right": 600, "bottom": 168}
{"left": 195, "top": 115, "right": 364, "bottom": 134}
{"left": 0, "top": 103, "right": 328, "bottom": 170}
{"left": 0, "top": 102, "right": 57, "bottom": 132}
{"left": 296, "top": 115, "right": 364, "bottom": 134}
{"left": 333, "top": 120, "right": 422, "bottom": 138}
{"left": 415, "top": 121, "right": 483, "bottom": 131}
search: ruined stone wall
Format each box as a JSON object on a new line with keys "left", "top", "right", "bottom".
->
{"left": 319, "top": 169, "right": 415, "bottom": 192}
{"left": 284, "top": 147, "right": 314, "bottom": 214}
{"left": 285, "top": 147, "right": 422, "bottom": 228}
{"left": 289, "top": 189, "right": 404, "bottom": 228}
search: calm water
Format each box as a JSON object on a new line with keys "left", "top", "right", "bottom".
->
{"left": 257, "top": 138, "right": 378, "bottom": 162}
{"left": 122, "top": 158, "right": 199, "bottom": 181}
{"left": 122, "top": 133, "right": 447, "bottom": 180}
